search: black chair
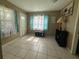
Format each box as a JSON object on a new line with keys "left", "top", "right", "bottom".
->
{"left": 35, "top": 31, "right": 45, "bottom": 37}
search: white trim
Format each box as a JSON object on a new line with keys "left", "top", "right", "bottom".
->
{"left": 67, "top": 47, "right": 72, "bottom": 53}
{"left": 71, "top": 2, "right": 79, "bottom": 54}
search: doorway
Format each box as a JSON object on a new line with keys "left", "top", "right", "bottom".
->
{"left": 0, "top": 39, "right": 3, "bottom": 59}
{"left": 76, "top": 38, "right": 79, "bottom": 54}
{"left": 76, "top": 14, "right": 79, "bottom": 55}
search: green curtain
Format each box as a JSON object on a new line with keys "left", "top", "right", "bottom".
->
{"left": 14, "top": 11, "right": 19, "bottom": 32}
{"left": 30, "top": 15, "right": 48, "bottom": 31}
{"left": 44, "top": 16, "right": 48, "bottom": 31}
{"left": 30, "top": 16, "right": 33, "bottom": 30}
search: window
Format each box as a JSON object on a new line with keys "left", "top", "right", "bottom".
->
{"left": 30, "top": 15, "right": 48, "bottom": 31}
{"left": 0, "top": 6, "right": 17, "bottom": 38}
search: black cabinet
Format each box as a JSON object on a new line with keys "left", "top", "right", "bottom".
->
{"left": 55, "top": 29, "right": 68, "bottom": 47}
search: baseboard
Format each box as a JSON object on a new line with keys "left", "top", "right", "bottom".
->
{"left": 66, "top": 47, "right": 73, "bottom": 54}
{"left": 1, "top": 32, "right": 20, "bottom": 45}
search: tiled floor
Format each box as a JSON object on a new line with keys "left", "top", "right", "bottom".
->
{"left": 2, "top": 35, "right": 79, "bottom": 59}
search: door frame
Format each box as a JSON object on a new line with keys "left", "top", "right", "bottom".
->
{"left": 0, "top": 14, "right": 3, "bottom": 59}
{"left": 71, "top": 2, "right": 79, "bottom": 54}
{"left": 0, "top": 37, "right": 3, "bottom": 59}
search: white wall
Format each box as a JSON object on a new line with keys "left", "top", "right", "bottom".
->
{"left": 62, "top": 0, "right": 79, "bottom": 54}
{"left": 71, "top": 2, "right": 79, "bottom": 54}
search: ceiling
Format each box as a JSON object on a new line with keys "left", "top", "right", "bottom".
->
{"left": 7, "top": 0, "right": 72, "bottom": 12}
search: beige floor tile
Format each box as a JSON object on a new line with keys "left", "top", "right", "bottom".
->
{"left": 29, "top": 46, "right": 39, "bottom": 52}
{"left": 15, "top": 49, "right": 28, "bottom": 58}
{"left": 3, "top": 53, "right": 22, "bottom": 59}
{"left": 3, "top": 54, "right": 14, "bottom": 59}
{"left": 2, "top": 35, "right": 79, "bottom": 59}
{"left": 38, "top": 47, "right": 48, "bottom": 55}
{"left": 24, "top": 51, "right": 37, "bottom": 59}
{"left": 37, "top": 53, "right": 48, "bottom": 59}
{"left": 48, "top": 56, "right": 59, "bottom": 59}
{"left": 12, "top": 56, "right": 23, "bottom": 59}
{"left": 48, "top": 48, "right": 58, "bottom": 57}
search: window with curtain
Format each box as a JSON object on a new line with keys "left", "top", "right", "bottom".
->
{"left": 30, "top": 15, "right": 48, "bottom": 31}
{"left": 0, "top": 6, "right": 17, "bottom": 38}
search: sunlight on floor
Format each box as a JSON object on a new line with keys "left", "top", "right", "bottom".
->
{"left": 26, "top": 36, "right": 34, "bottom": 41}
{"left": 2, "top": 35, "right": 79, "bottom": 59}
